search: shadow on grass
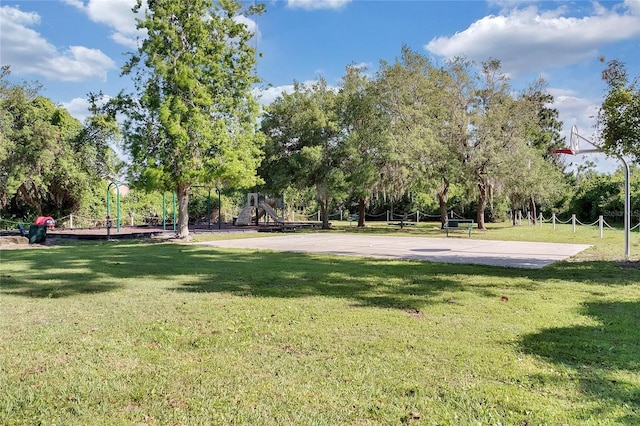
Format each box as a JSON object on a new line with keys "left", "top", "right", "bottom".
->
{"left": 520, "top": 301, "right": 640, "bottom": 424}
{"left": 0, "top": 242, "right": 638, "bottom": 304}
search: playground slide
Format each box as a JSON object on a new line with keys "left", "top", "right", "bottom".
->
{"left": 234, "top": 205, "right": 254, "bottom": 226}
{"left": 260, "top": 202, "right": 284, "bottom": 224}
{"left": 234, "top": 203, "right": 284, "bottom": 226}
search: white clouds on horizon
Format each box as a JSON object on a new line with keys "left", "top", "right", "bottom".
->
{"left": 62, "top": 0, "right": 144, "bottom": 49}
{"left": 425, "top": 2, "right": 640, "bottom": 77}
{"left": 254, "top": 79, "right": 324, "bottom": 106}
{"left": 64, "top": 0, "right": 261, "bottom": 48}
{"left": 0, "top": 5, "right": 116, "bottom": 81}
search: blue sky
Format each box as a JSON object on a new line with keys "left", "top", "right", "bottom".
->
{"left": 1, "top": 0, "right": 639, "bottom": 171}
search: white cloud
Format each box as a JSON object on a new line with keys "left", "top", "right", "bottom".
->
{"left": 65, "top": 1, "right": 259, "bottom": 49}
{"left": 61, "top": 97, "right": 92, "bottom": 122}
{"left": 0, "top": 5, "right": 116, "bottom": 81}
{"left": 351, "top": 62, "right": 372, "bottom": 70}
{"left": 255, "top": 85, "right": 294, "bottom": 106}
{"left": 286, "top": 0, "right": 351, "bottom": 11}
{"left": 234, "top": 14, "right": 261, "bottom": 41}
{"left": 549, "top": 87, "right": 599, "bottom": 140}
{"left": 45, "top": 46, "right": 116, "bottom": 82}
{"left": 62, "top": 0, "right": 145, "bottom": 49}
{"left": 425, "top": 3, "right": 640, "bottom": 76}
{"left": 254, "top": 80, "right": 333, "bottom": 106}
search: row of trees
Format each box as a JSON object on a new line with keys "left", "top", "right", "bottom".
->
{"left": 0, "top": 66, "right": 122, "bottom": 220}
{"left": 259, "top": 48, "right": 567, "bottom": 230}
{"left": 2, "top": 0, "right": 638, "bottom": 238}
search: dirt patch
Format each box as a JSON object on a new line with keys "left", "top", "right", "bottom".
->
{"left": 405, "top": 308, "right": 425, "bottom": 318}
{"left": 0, "top": 235, "right": 53, "bottom": 250}
{"left": 0, "top": 236, "right": 28, "bottom": 245}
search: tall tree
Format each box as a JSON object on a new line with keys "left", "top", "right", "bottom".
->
{"left": 0, "top": 67, "right": 104, "bottom": 218}
{"left": 259, "top": 78, "right": 345, "bottom": 229}
{"left": 336, "top": 65, "right": 391, "bottom": 227}
{"left": 521, "top": 81, "right": 567, "bottom": 223}
{"left": 463, "top": 60, "right": 540, "bottom": 229}
{"left": 110, "top": 0, "right": 265, "bottom": 239}
{"left": 433, "top": 58, "right": 475, "bottom": 224}
{"left": 598, "top": 59, "right": 640, "bottom": 162}
{"left": 375, "top": 47, "right": 441, "bottom": 217}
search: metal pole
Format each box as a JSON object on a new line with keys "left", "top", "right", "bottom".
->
{"left": 116, "top": 184, "right": 121, "bottom": 233}
{"left": 560, "top": 128, "right": 631, "bottom": 258}
{"left": 216, "top": 187, "right": 221, "bottom": 230}
{"left": 162, "top": 193, "right": 166, "bottom": 231}
{"left": 208, "top": 188, "right": 212, "bottom": 229}
{"left": 173, "top": 193, "right": 177, "bottom": 232}
{"left": 599, "top": 215, "right": 603, "bottom": 239}
{"left": 622, "top": 157, "right": 631, "bottom": 259}
{"left": 106, "top": 187, "right": 111, "bottom": 219}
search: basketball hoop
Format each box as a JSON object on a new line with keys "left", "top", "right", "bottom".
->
{"left": 554, "top": 124, "right": 631, "bottom": 259}
{"left": 570, "top": 125, "right": 580, "bottom": 154}
{"left": 551, "top": 148, "right": 574, "bottom": 155}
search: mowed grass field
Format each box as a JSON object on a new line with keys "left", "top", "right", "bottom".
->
{"left": 1, "top": 223, "right": 639, "bottom": 425}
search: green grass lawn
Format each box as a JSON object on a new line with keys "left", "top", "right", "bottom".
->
{"left": 1, "top": 225, "right": 639, "bottom": 425}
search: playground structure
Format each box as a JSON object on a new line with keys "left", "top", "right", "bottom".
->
{"left": 235, "top": 193, "right": 285, "bottom": 226}
{"left": 234, "top": 193, "right": 324, "bottom": 231}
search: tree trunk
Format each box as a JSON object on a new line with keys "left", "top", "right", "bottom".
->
{"left": 316, "top": 183, "right": 332, "bottom": 229}
{"left": 476, "top": 177, "right": 487, "bottom": 230}
{"left": 176, "top": 183, "right": 191, "bottom": 239}
{"left": 320, "top": 199, "right": 330, "bottom": 229}
{"left": 529, "top": 195, "right": 537, "bottom": 225}
{"left": 19, "top": 182, "right": 42, "bottom": 216}
{"left": 437, "top": 177, "right": 450, "bottom": 227}
{"left": 357, "top": 197, "right": 366, "bottom": 227}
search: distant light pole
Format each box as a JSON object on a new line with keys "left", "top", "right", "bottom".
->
{"left": 553, "top": 126, "right": 630, "bottom": 259}
{"left": 215, "top": 186, "right": 221, "bottom": 230}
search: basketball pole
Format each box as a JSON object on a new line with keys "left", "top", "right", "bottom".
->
{"left": 553, "top": 126, "right": 630, "bottom": 259}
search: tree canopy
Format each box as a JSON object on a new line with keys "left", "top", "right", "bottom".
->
{"left": 260, "top": 78, "right": 345, "bottom": 229}
{"left": 598, "top": 59, "right": 640, "bottom": 162}
{"left": 0, "top": 66, "right": 114, "bottom": 219}
{"left": 104, "top": 0, "right": 265, "bottom": 238}
{"left": 259, "top": 52, "right": 566, "bottom": 229}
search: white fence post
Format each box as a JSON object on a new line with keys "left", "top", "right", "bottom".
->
{"left": 552, "top": 213, "right": 556, "bottom": 230}
{"left": 416, "top": 211, "right": 420, "bottom": 222}
{"left": 69, "top": 213, "right": 74, "bottom": 229}
{"left": 317, "top": 211, "right": 320, "bottom": 221}
{"left": 572, "top": 214, "right": 576, "bottom": 233}
{"left": 599, "top": 215, "right": 603, "bottom": 239}
{"left": 527, "top": 211, "right": 531, "bottom": 226}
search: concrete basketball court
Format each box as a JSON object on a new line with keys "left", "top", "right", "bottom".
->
{"left": 197, "top": 234, "right": 591, "bottom": 269}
